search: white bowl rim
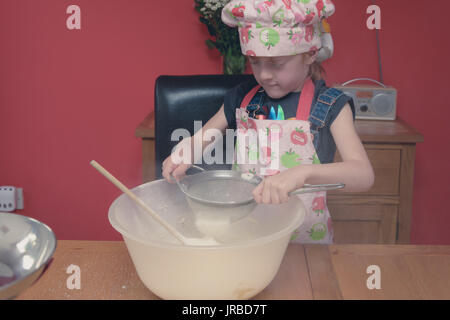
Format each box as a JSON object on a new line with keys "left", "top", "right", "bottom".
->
{"left": 108, "top": 180, "right": 305, "bottom": 250}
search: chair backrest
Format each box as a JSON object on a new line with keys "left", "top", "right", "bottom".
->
{"left": 154, "top": 74, "right": 254, "bottom": 179}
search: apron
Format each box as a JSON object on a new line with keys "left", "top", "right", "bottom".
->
{"left": 233, "top": 78, "right": 334, "bottom": 244}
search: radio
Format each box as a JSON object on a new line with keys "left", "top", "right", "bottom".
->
{"left": 333, "top": 79, "right": 397, "bottom": 120}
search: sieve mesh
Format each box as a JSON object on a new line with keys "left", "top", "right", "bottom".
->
{"left": 185, "top": 178, "right": 255, "bottom": 204}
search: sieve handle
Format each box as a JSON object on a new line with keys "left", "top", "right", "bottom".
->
{"left": 169, "top": 165, "right": 205, "bottom": 184}
{"left": 90, "top": 160, "right": 187, "bottom": 245}
{"left": 168, "top": 164, "right": 205, "bottom": 185}
{"left": 190, "top": 165, "right": 206, "bottom": 172}
{"left": 289, "top": 183, "right": 345, "bottom": 195}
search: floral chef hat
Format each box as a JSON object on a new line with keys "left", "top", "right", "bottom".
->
{"left": 221, "top": 0, "right": 335, "bottom": 57}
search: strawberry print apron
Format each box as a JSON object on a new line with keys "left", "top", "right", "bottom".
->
{"left": 233, "top": 79, "right": 334, "bottom": 244}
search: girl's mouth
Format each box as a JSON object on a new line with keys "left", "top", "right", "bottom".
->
{"left": 263, "top": 83, "right": 279, "bottom": 89}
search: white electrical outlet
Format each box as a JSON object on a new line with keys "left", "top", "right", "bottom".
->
{"left": 0, "top": 186, "right": 24, "bottom": 212}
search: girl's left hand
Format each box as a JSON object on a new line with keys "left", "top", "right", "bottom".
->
{"left": 252, "top": 167, "right": 309, "bottom": 204}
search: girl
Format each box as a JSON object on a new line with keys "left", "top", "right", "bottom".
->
{"left": 162, "top": 0, "right": 374, "bottom": 243}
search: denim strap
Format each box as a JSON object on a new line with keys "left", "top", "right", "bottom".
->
{"left": 308, "top": 87, "right": 344, "bottom": 134}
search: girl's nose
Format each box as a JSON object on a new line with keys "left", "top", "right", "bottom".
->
{"left": 259, "top": 67, "right": 273, "bottom": 82}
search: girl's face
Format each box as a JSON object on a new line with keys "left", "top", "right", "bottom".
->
{"left": 248, "top": 53, "right": 315, "bottom": 99}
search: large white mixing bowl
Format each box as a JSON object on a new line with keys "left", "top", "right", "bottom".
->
{"left": 108, "top": 179, "right": 305, "bottom": 300}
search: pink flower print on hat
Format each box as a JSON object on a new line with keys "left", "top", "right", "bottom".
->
{"left": 259, "top": 28, "right": 280, "bottom": 50}
{"left": 317, "top": 0, "right": 334, "bottom": 18}
{"left": 295, "top": 8, "right": 316, "bottom": 25}
{"left": 305, "top": 25, "right": 315, "bottom": 42}
{"left": 255, "top": 0, "right": 274, "bottom": 14}
{"left": 316, "top": 0, "right": 325, "bottom": 18}
{"left": 231, "top": 3, "right": 246, "bottom": 18}
{"left": 288, "top": 28, "right": 303, "bottom": 45}
{"left": 282, "top": 0, "right": 292, "bottom": 10}
{"left": 272, "top": 8, "right": 285, "bottom": 27}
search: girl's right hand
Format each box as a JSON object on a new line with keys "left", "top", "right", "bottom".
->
{"left": 161, "top": 155, "right": 192, "bottom": 183}
{"left": 162, "top": 137, "right": 193, "bottom": 183}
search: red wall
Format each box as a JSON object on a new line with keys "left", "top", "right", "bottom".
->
{"left": 1, "top": 0, "right": 449, "bottom": 244}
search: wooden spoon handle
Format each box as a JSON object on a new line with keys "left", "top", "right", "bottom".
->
{"left": 90, "top": 160, "right": 186, "bottom": 244}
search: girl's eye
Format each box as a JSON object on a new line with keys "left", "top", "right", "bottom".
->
{"left": 249, "top": 59, "right": 286, "bottom": 67}
{"left": 272, "top": 60, "right": 286, "bottom": 67}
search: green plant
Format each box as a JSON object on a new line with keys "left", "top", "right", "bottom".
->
{"left": 194, "top": 0, "right": 246, "bottom": 74}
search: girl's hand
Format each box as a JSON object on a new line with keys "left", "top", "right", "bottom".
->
{"left": 252, "top": 166, "right": 309, "bottom": 204}
{"left": 161, "top": 156, "right": 191, "bottom": 183}
{"left": 162, "top": 138, "right": 193, "bottom": 183}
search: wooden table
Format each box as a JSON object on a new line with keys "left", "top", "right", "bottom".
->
{"left": 15, "top": 241, "right": 450, "bottom": 300}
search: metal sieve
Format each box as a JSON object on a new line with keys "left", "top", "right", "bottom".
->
{"left": 174, "top": 165, "right": 345, "bottom": 222}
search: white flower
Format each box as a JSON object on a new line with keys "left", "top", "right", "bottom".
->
{"left": 198, "top": 0, "right": 231, "bottom": 19}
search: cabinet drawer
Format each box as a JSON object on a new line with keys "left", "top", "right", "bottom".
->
{"left": 329, "top": 204, "right": 398, "bottom": 244}
{"left": 332, "top": 148, "right": 401, "bottom": 196}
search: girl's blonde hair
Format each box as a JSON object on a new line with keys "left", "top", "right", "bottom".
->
{"left": 301, "top": 51, "right": 325, "bottom": 82}
{"left": 308, "top": 61, "right": 325, "bottom": 82}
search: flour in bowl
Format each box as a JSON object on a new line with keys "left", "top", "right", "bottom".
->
{"left": 194, "top": 216, "right": 232, "bottom": 238}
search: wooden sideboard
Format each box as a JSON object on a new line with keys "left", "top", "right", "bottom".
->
{"left": 135, "top": 113, "right": 423, "bottom": 244}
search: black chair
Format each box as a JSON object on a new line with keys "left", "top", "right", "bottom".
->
{"left": 154, "top": 74, "right": 254, "bottom": 179}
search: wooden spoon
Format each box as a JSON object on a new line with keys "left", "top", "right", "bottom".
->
{"left": 90, "top": 160, "right": 218, "bottom": 246}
